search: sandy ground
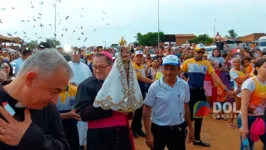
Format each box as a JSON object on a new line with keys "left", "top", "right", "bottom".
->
{"left": 134, "top": 115, "right": 263, "bottom": 150}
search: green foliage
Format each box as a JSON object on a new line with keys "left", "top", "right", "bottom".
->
{"left": 44, "top": 38, "right": 61, "bottom": 48}
{"left": 136, "top": 32, "right": 165, "bottom": 46}
{"left": 26, "top": 40, "right": 38, "bottom": 50}
{"left": 226, "top": 29, "right": 238, "bottom": 39}
{"left": 189, "top": 34, "right": 213, "bottom": 44}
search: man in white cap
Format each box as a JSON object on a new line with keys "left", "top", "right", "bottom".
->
{"left": 131, "top": 51, "right": 153, "bottom": 138}
{"left": 143, "top": 55, "right": 194, "bottom": 150}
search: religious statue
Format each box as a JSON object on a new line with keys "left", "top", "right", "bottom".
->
{"left": 118, "top": 37, "right": 127, "bottom": 47}
{"left": 93, "top": 38, "right": 143, "bottom": 112}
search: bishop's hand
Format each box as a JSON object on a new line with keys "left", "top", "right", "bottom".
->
{"left": 0, "top": 107, "right": 32, "bottom": 146}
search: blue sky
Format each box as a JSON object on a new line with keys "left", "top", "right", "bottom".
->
{"left": 0, "top": 0, "right": 265, "bottom": 47}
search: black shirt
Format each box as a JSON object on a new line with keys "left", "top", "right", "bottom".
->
{"left": 0, "top": 81, "right": 70, "bottom": 150}
{"left": 74, "top": 76, "right": 113, "bottom": 121}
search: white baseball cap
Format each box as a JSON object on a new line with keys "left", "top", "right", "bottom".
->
{"left": 135, "top": 51, "right": 143, "bottom": 56}
{"left": 162, "top": 55, "right": 180, "bottom": 66}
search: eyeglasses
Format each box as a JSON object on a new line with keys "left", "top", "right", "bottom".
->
{"left": 71, "top": 51, "right": 80, "bottom": 55}
{"left": 197, "top": 51, "right": 205, "bottom": 54}
{"left": 92, "top": 64, "right": 110, "bottom": 70}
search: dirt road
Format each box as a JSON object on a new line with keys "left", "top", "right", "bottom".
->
{"left": 134, "top": 115, "right": 263, "bottom": 150}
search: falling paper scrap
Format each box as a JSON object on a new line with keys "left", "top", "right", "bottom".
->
{"left": 61, "top": 34, "right": 63, "bottom": 37}
{"left": 40, "top": 23, "right": 43, "bottom": 27}
{"left": 65, "top": 16, "right": 69, "bottom": 20}
{"left": 39, "top": 2, "right": 44, "bottom": 5}
{"left": 23, "top": 31, "right": 26, "bottom": 34}
{"left": 14, "top": 32, "right": 17, "bottom": 34}
{"left": 106, "top": 23, "right": 110, "bottom": 25}
{"left": 12, "top": 7, "right": 15, "bottom": 10}
{"left": 21, "top": 20, "right": 25, "bottom": 22}
{"left": 73, "top": 30, "right": 76, "bottom": 32}
{"left": 7, "top": 33, "right": 12, "bottom": 36}
{"left": 39, "top": 13, "right": 42, "bottom": 16}
{"left": 31, "top": 6, "right": 34, "bottom": 8}
{"left": 102, "top": 11, "right": 105, "bottom": 14}
{"left": 93, "top": 29, "right": 96, "bottom": 31}
{"left": 1, "top": 8, "right": 6, "bottom": 10}
{"left": 78, "top": 38, "right": 80, "bottom": 40}
{"left": 0, "top": 20, "right": 2, "bottom": 24}
{"left": 81, "top": 26, "right": 83, "bottom": 29}
{"left": 35, "top": 33, "right": 37, "bottom": 35}
{"left": 84, "top": 37, "right": 87, "bottom": 42}
{"left": 37, "top": 17, "right": 41, "bottom": 19}
{"left": 81, "top": 32, "right": 84, "bottom": 35}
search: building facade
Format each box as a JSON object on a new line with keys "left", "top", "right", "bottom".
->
{"left": 238, "top": 33, "right": 266, "bottom": 42}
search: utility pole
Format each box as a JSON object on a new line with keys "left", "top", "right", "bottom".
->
{"left": 158, "top": 0, "right": 160, "bottom": 48}
{"left": 54, "top": 1, "right": 57, "bottom": 40}
{"left": 213, "top": 18, "right": 216, "bottom": 42}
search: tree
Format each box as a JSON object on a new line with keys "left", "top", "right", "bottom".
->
{"left": 226, "top": 29, "right": 238, "bottom": 39}
{"left": 26, "top": 40, "right": 38, "bottom": 50}
{"left": 44, "top": 38, "right": 61, "bottom": 48}
{"left": 135, "top": 32, "right": 165, "bottom": 46}
{"left": 189, "top": 34, "right": 213, "bottom": 44}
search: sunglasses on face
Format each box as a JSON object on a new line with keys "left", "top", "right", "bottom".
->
{"left": 71, "top": 51, "right": 80, "bottom": 55}
{"left": 197, "top": 51, "right": 205, "bottom": 54}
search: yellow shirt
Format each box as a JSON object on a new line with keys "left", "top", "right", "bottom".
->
{"left": 132, "top": 62, "right": 145, "bottom": 77}
{"left": 154, "top": 71, "right": 162, "bottom": 80}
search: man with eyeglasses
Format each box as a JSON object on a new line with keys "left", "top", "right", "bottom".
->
{"left": 74, "top": 52, "right": 134, "bottom": 150}
{"left": 181, "top": 48, "right": 233, "bottom": 147}
{"left": 68, "top": 48, "right": 92, "bottom": 149}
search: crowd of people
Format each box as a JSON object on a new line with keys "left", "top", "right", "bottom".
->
{"left": 0, "top": 39, "right": 266, "bottom": 150}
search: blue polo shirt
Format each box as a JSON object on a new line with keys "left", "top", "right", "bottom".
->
{"left": 144, "top": 76, "right": 190, "bottom": 126}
